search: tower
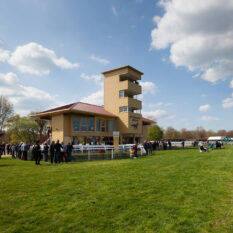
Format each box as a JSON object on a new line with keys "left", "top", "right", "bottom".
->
{"left": 103, "top": 66, "right": 143, "bottom": 143}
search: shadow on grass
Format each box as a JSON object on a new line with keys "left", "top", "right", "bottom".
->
{"left": 0, "top": 163, "right": 17, "bottom": 167}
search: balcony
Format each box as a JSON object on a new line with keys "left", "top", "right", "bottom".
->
{"left": 119, "top": 80, "right": 141, "bottom": 95}
{"left": 119, "top": 97, "right": 142, "bottom": 110}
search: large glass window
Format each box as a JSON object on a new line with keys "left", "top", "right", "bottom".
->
{"left": 106, "top": 120, "right": 109, "bottom": 132}
{"left": 73, "top": 118, "right": 80, "bottom": 132}
{"left": 119, "top": 106, "right": 133, "bottom": 112}
{"left": 81, "top": 118, "right": 87, "bottom": 131}
{"left": 96, "top": 119, "right": 100, "bottom": 132}
{"left": 101, "top": 120, "right": 105, "bottom": 132}
{"left": 119, "top": 90, "right": 125, "bottom": 98}
{"left": 88, "top": 118, "right": 94, "bottom": 131}
{"left": 109, "top": 120, "right": 115, "bottom": 132}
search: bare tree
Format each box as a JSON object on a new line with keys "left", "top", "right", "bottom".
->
{"left": 0, "top": 96, "right": 14, "bottom": 131}
{"left": 195, "top": 126, "right": 207, "bottom": 139}
{"left": 30, "top": 112, "right": 48, "bottom": 139}
{"left": 164, "top": 126, "right": 180, "bottom": 139}
{"left": 217, "top": 129, "right": 227, "bottom": 136}
{"left": 226, "top": 130, "right": 233, "bottom": 137}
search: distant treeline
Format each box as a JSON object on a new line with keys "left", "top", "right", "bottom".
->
{"left": 163, "top": 126, "right": 233, "bottom": 140}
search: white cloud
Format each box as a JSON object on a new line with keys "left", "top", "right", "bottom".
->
{"left": 112, "top": 5, "right": 117, "bottom": 16}
{"left": 80, "top": 90, "right": 103, "bottom": 106}
{"left": 80, "top": 73, "right": 102, "bottom": 84}
{"left": 140, "top": 81, "right": 158, "bottom": 95}
{"left": 0, "top": 48, "right": 10, "bottom": 62}
{"left": 151, "top": 0, "right": 233, "bottom": 84}
{"left": 148, "top": 102, "right": 172, "bottom": 108}
{"left": 0, "top": 72, "right": 58, "bottom": 115}
{"left": 201, "top": 94, "right": 208, "bottom": 98}
{"left": 201, "top": 116, "right": 219, "bottom": 121}
{"left": 1, "top": 42, "right": 79, "bottom": 75}
{"left": 199, "top": 104, "right": 211, "bottom": 112}
{"left": 90, "top": 55, "right": 110, "bottom": 65}
{"left": 142, "top": 109, "right": 168, "bottom": 119}
{"left": 149, "top": 102, "right": 163, "bottom": 108}
{"left": 230, "top": 79, "right": 233, "bottom": 88}
{"left": 222, "top": 93, "right": 233, "bottom": 108}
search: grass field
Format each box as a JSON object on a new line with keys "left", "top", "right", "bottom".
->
{"left": 0, "top": 147, "right": 233, "bottom": 233}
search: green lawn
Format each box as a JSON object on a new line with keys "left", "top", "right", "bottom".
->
{"left": 0, "top": 147, "right": 233, "bottom": 233}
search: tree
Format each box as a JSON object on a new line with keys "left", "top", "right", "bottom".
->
{"left": 148, "top": 125, "right": 163, "bottom": 141}
{"left": 195, "top": 126, "right": 207, "bottom": 139}
{"left": 164, "top": 127, "right": 180, "bottom": 139}
{"left": 7, "top": 115, "right": 39, "bottom": 143}
{"left": 226, "top": 130, "right": 233, "bottom": 137}
{"left": 180, "top": 128, "right": 196, "bottom": 140}
{"left": 0, "top": 96, "right": 14, "bottom": 131}
{"left": 30, "top": 112, "right": 48, "bottom": 139}
{"left": 217, "top": 129, "right": 227, "bottom": 136}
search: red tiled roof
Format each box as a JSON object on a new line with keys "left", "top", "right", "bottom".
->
{"left": 72, "top": 102, "right": 116, "bottom": 116}
{"left": 142, "top": 117, "right": 156, "bottom": 123}
{"left": 39, "top": 103, "right": 76, "bottom": 114}
{"left": 37, "top": 102, "right": 116, "bottom": 117}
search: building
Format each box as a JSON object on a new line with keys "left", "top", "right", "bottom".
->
{"left": 32, "top": 66, "right": 155, "bottom": 144}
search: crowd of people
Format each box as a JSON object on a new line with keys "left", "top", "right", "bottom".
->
{"left": 0, "top": 142, "right": 31, "bottom": 160}
{"left": 0, "top": 140, "right": 73, "bottom": 164}
{"left": 0, "top": 139, "right": 226, "bottom": 162}
{"left": 142, "top": 140, "right": 178, "bottom": 155}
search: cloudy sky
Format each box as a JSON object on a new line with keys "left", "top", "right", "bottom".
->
{"left": 0, "top": 0, "right": 233, "bottom": 130}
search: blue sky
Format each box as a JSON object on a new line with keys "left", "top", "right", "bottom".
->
{"left": 0, "top": 0, "right": 233, "bottom": 131}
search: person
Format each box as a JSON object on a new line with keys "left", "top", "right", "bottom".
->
{"left": 18, "top": 142, "right": 23, "bottom": 159}
{"left": 7, "top": 144, "right": 10, "bottom": 155}
{"left": 182, "top": 141, "right": 185, "bottom": 149}
{"left": 54, "top": 140, "right": 62, "bottom": 163}
{"left": 0, "top": 143, "right": 4, "bottom": 159}
{"left": 60, "top": 142, "right": 67, "bottom": 162}
{"left": 209, "top": 143, "right": 214, "bottom": 150}
{"left": 50, "top": 141, "right": 55, "bottom": 164}
{"left": 2, "top": 142, "right": 5, "bottom": 155}
{"left": 43, "top": 143, "right": 49, "bottom": 162}
{"left": 11, "top": 144, "right": 16, "bottom": 158}
{"left": 159, "top": 141, "right": 163, "bottom": 150}
{"left": 163, "top": 141, "right": 167, "bottom": 150}
{"left": 67, "top": 142, "right": 73, "bottom": 162}
{"left": 143, "top": 141, "right": 149, "bottom": 155}
{"left": 133, "top": 141, "right": 138, "bottom": 158}
{"left": 199, "top": 141, "right": 209, "bottom": 152}
{"left": 33, "top": 140, "right": 42, "bottom": 165}
{"left": 15, "top": 143, "right": 19, "bottom": 158}
{"left": 168, "top": 140, "right": 172, "bottom": 149}
{"left": 149, "top": 142, "right": 153, "bottom": 154}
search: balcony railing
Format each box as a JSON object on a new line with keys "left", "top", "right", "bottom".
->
{"left": 119, "top": 97, "right": 142, "bottom": 109}
{"left": 119, "top": 80, "right": 141, "bottom": 95}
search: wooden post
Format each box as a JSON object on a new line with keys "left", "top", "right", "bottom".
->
{"left": 113, "top": 131, "right": 120, "bottom": 152}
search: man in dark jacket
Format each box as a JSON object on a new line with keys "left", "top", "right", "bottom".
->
{"left": 54, "top": 140, "right": 62, "bottom": 163}
{"left": 67, "top": 142, "right": 73, "bottom": 162}
{"left": 33, "top": 141, "right": 42, "bottom": 165}
{"left": 50, "top": 141, "right": 55, "bottom": 164}
{"left": 43, "top": 143, "right": 49, "bottom": 162}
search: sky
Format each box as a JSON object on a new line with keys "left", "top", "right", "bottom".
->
{"left": 0, "top": 0, "right": 233, "bottom": 131}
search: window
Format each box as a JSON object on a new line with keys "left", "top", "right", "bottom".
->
{"left": 119, "top": 90, "right": 125, "bottom": 98}
{"left": 88, "top": 118, "right": 94, "bottom": 131}
{"left": 106, "top": 120, "right": 109, "bottom": 132}
{"left": 109, "top": 120, "right": 115, "bottom": 132}
{"left": 119, "top": 106, "right": 133, "bottom": 112}
{"left": 81, "top": 118, "right": 87, "bottom": 131}
{"left": 101, "top": 120, "right": 105, "bottom": 132}
{"left": 96, "top": 119, "right": 100, "bottom": 132}
{"left": 120, "top": 106, "right": 127, "bottom": 112}
{"left": 73, "top": 118, "right": 80, "bottom": 132}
